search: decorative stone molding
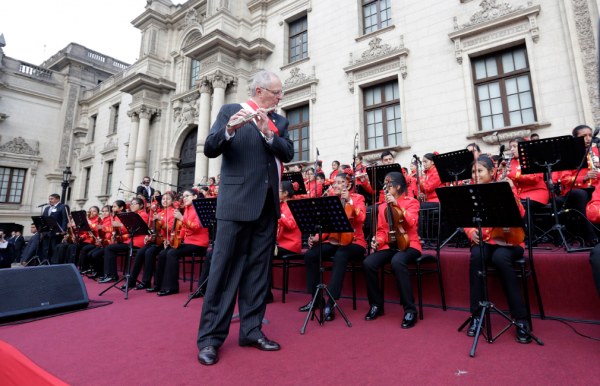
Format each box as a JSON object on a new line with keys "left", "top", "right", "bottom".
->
{"left": 355, "top": 25, "right": 396, "bottom": 43}
{"left": 184, "top": 8, "right": 203, "bottom": 28}
{"left": 344, "top": 36, "right": 409, "bottom": 94}
{"left": 462, "top": 0, "right": 526, "bottom": 29}
{"left": 136, "top": 105, "right": 159, "bottom": 120}
{"left": 449, "top": 4, "right": 541, "bottom": 64}
{"left": 59, "top": 85, "right": 79, "bottom": 167}
{"left": 75, "top": 199, "right": 88, "bottom": 210}
{"left": 101, "top": 137, "right": 118, "bottom": 154}
{"left": 172, "top": 90, "right": 200, "bottom": 129}
{"left": 284, "top": 67, "right": 315, "bottom": 87}
{"left": 571, "top": 0, "right": 600, "bottom": 125}
{"left": 466, "top": 121, "right": 550, "bottom": 142}
{"left": 0, "top": 136, "right": 40, "bottom": 156}
{"left": 281, "top": 66, "right": 318, "bottom": 106}
{"left": 127, "top": 110, "right": 140, "bottom": 123}
{"left": 96, "top": 194, "right": 111, "bottom": 206}
{"left": 358, "top": 145, "right": 411, "bottom": 163}
{"left": 79, "top": 145, "right": 95, "bottom": 165}
{"left": 208, "top": 69, "right": 235, "bottom": 90}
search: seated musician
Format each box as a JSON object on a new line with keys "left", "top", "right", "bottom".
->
{"left": 101, "top": 198, "right": 149, "bottom": 285}
{"left": 293, "top": 164, "right": 303, "bottom": 173}
{"left": 358, "top": 150, "right": 395, "bottom": 204}
{"left": 554, "top": 125, "right": 599, "bottom": 246}
{"left": 419, "top": 153, "right": 444, "bottom": 209}
{"left": 329, "top": 161, "right": 340, "bottom": 186}
{"left": 214, "top": 185, "right": 220, "bottom": 197}
{"left": 296, "top": 168, "right": 322, "bottom": 198}
{"left": 300, "top": 170, "right": 366, "bottom": 321}
{"left": 208, "top": 177, "right": 217, "bottom": 195}
{"left": 80, "top": 205, "right": 111, "bottom": 277}
{"left": 464, "top": 157, "right": 532, "bottom": 344}
{"left": 362, "top": 172, "right": 421, "bottom": 328}
{"left": 97, "top": 201, "right": 131, "bottom": 283}
{"left": 354, "top": 155, "right": 366, "bottom": 175}
{"left": 65, "top": 206, "right": 101, "bottom": 266}
{"left": 154, "top": 189, "right": 209, "bottom": 296}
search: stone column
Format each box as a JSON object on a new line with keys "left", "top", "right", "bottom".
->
{"left": 125, "top": 111, "right": 140, "bottom": 195}
{"left": 132, "top": 106, "right": 156, "bottom": 188}
{"left": 195, "top": 76, "right": 212, "bottom": 184}
{"left": 207, "top": 70, "right": 234, "bottom": 178}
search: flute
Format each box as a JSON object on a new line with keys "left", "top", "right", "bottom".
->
{"left": 227, "top": 106, "right": 276, "bottom": 129}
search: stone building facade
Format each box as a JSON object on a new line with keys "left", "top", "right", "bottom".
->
{"left": 1, "top": 0, "right": 599, "bottom": 235}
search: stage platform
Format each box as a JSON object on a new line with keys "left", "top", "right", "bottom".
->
{"left": 0, "top": 247, "right": 599, "bottom": 385}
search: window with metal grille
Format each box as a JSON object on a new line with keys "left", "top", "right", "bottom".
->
{"left": 84, "top": 168, "right": 91, "bottom": 199}
{"left": 105, "top": 162, "right": 113, "bottom": 195}
{"left": 190, "top": 60, "right": 200, "bottom": 89}
{"left": 289, "top": 17, "right": 308, "bottom": 63}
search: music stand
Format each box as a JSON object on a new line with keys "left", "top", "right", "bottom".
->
{"left": 365, "top": 163, "right": 402, "bottom": 192}
{"left": 28, "top": 216, "right": 54, "bottom": 266}
{"left": 282, "top": 172, "right": 307, "bottom": 195}
{"left": 436, "top": 183, "right": 543, "bottom": 357}
{"left": 288, "top": 196, "right": 354, "bottom": 334}
{"left": 34, "top": 216, "right": 62, "bottom": 265}
{"left": 433, "top": 150, "right": 474, "bottom": 184}
{"left": 518, "top": 136, "right": 587, "bottom": 251}
{"left": 99, "top": 212, "right": 150, "bottom": 299}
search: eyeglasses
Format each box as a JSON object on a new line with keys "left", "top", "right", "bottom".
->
{"left": 143, "top": 181, "right": 150, "bottom": 184}
{"left": 182, "top": 194, "right": 193, "bottom": 198}
{"left": 262, "top": 87, "right": 285, "bottom": 97}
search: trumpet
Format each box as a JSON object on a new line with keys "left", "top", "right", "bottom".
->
{"left": 227, "top": 106, "right": 277, "bottom": 128}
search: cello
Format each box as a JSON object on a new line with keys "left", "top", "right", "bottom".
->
{"left": 383, "top": 176, "right": 410, "bottom": 251}
{"left": 329, "top": 174, "right": 356, "bottom": 247}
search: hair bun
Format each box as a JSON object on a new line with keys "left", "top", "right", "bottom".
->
{"left": 343, "top": 167, "right": 353, "bottom": 175}
{"left": 433, "top": 151, "right": 439, "bottom": 155}
{"left": 293, "top": 182, "right": 299, "bottom": 191}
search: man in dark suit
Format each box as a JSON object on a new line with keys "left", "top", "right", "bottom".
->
{"left": 196, "top": 71, "right": 294, "bottom": 365}
{"left": 41, "top": 194, "right": 69, "bottom": 264}
{"left": 13, "top": 231, "right": 24, "bottom": 263}
{"left": 21, "top": 224, "right": 44, "bottom": 265}
{"left": 136, "top": 176, "right": 155, "bottom": 201}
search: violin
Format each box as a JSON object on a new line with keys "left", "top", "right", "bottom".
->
{"left": 170, "top": 196, "right": 185, "bottom": 249}
{"left": 112, "top": 215, "right": 124, "bottom": 244}
{"left": 383, "top": 177, "right": 410, "bottom": 251}
{"left": 329, "top": 182, "right": 355, "bottom": 247}
{"left": 490, "top": 184, "right": 525, "bottom": 246}
{"left": 65, "top": 207, "right": 75, "bottom": 244}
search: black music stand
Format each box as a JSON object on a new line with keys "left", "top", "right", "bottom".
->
{"left": 33, "top": 216, "right": 62, "bottom": 266}
{"left": 184, "top": 198, "right": 217, "bottom": 307}
{"left": 288, "top": 196, "right": 354, "bottom": 334}
{"left": 518, "top": 136, "right": 587, "bottom": 251}
{"left": 365, "top": 163, "right": 402, "bottom": 192}
{"left": 99, "top": 212, "right": 150, "bottom": 299}
{"left": 282, "top": 172, "right": 307, "bottom": 195}
{"left": 433, "top": 150, "right": 474, "bottom": 185}
{"left": 437, "top": 183, "right": 543, "bottom": 357}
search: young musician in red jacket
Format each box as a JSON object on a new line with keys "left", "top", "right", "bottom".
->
{"left": 464, "top": 157, "right": 532, "bottom": 344}
{"left": 362, "top": 172, "right": 422, "bottom": 328}
{"left": 585, "top": 187, "right": 600, "bottom": 300}
{"left": 83, "top": 206, "right": 112, "bottom": 278}
{"left": 408, "top": 161, "right": 419, "bottom": 199}
{"left": 79, "top": 206, "right": 106, "bottom": 273}
{"left": 67, "top": 206, "right": 101, "bottom": 267}
{"left": 154, "top": 189, "right": 209, "bottom": 296}
{"left": 95, "top": 201, "right": 128, "bottom": 283}
{"left": 328, "top": 160, "right": 340, "bottom": 186}
{"left": 419, "top": 153, "right": 444, "bottom": 207}
{"left": 300, "top": 170, "right": 366, "bottom": 321}
{"left": 101, "top": 198, "right": 149, "bottom": 284}
{"left": 358, "top": 151, "right": 395, "bottom": 204}
{"left": 296, "top": 167, "right": 322, "bottom": 198}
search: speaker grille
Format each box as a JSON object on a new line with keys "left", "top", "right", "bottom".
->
{"left": 0, "top": 265, "right": 89, "bottom": 321}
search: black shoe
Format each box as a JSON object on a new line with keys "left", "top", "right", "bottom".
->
{"left": 401, "top": 312, "right": 417, "bottom": 329}
{"left": 98, "top": 276, "right": 118, "bottom": 284}
{"left": 80, "top": 268, "right": 91, "bottom": 274}
{"left": 97, "top": 275, "right": 108, "bottom": 282}
{"left": 516, "top": 322, "right": 532, "bottom": 344}
{"left": 246, "top": 336, "right": 281, "bottom": 351}
{"left": 467, "top": 316, "right": 484, "bottom": 337}
{"left": 298, "top": 300, "right": 322, "bottom": 312}
{"left": 89, "top": 272, "right": 99, "bottom": 280}
{"left": 365, "top": 306, "right": 384, "bottom": 321}
{"left": 134, "top": 283, "right": 148, "bottom": 291}
{"left": 157, "top": 289, "right": 179, "bottom": 297}
{"left": 198, "top": 346, "right": 219, "bottom": 366}
{"left": 117, "top": 281, "right": 135, "bottom": 290}
{"left": 146, "top": 287, "right": 160, "bottom": 293}
{"left": 324, "top": 307, "right": 335, "bottom": 321}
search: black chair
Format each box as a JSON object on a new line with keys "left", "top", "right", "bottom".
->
{"left": 323, "top": 253, "right": 365, "bottom": 310}
{"left": 180, "top": 252, "right": 206, "bottom": 292}
{"left": 487, "top": 198, "right": 545, "bottom": 330}
{"left": 380, "top": 205, "right": 447, "bottom": 320}
{"left": 272, "top": 252, "right": 305, "bottom": 303}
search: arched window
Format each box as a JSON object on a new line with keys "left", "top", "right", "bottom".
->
{"left": 190, "top": 60, "right": 200, "bottom": 90}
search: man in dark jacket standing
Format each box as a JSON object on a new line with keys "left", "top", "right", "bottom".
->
{"left": 196, "top": 71, "right": 294, "bottom": 365}
{"left": 42, "top": 194, "right": 69, "bottom": 264}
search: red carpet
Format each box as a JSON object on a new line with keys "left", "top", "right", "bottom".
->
{"left": 1, "top": 275, "right": 600, "bottom": 385}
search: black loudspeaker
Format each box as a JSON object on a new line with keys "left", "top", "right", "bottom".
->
{"left": 0, "top": 264, "right": 89, "bottom": 323}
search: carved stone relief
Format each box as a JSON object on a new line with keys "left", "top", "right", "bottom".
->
{"left": 208, "top": 70, "right": 235, "bottom": 89}
{"left": 462, "top": 0, "right": 526, "bottom": 29}
{"left": 0, "top": 137, "right": 40, "bottom": 156}
{"left": 59, "top": 85, "right": 79, "bottom": 167}
{"left": 185, "top": 8, "right": 202, "bottom": 27}
{"left": 354, "top": 37, "right": 401, "bottom": 65}
{"left": 284, "top": 67, "right": 316, "bottom": 87}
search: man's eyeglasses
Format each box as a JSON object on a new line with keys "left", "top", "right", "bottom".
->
{"left": 262, "top": 87, "right": 284, "bottom": 97}
{"left": 143, "top": 180, "right": 150, "bottom": 184}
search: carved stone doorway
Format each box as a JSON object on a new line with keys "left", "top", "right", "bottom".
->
{"left": 177, "top": 127, "right": 197, "bottom": 190}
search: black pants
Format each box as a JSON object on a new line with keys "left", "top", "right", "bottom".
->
{"left": 363, "top": 247, "right": 421, "bottom": 314}
{"left": 91, "top": 248, "right": 106, "bottom": 276}
{"left": 198, "top": 249, "right": 213, "bottom": 288}
{"left": 470, "top": 244, "right": 527, "bottom": 319}
{"left": 267, "top": 247, "right": 294, "bottom": 303}
{"left": 42, "top": 235, "right": 62, "bottom": 263}
{"left": 556, "top": 188, "right": 596, "bottom": 242}
{"left": 79, "top": 245, "right": 99, "bottom": 270}
{"left": 104, "top": 243, "right": 137, "bottom": 277}
{"left": 129, "top": 244, "right": 163, "bottom": 286}
{"left": 66, "top": 242, "right": 90, "bottom": 265}
{"left": 155, "top": 244, "right": 207, "bottom": 291}
{"left": 52, "top": 243, "right": 70, "bottom": 264}
{"left": 589, "top": 245, "right": 600, "bottom": 299}
{"left": 304, "top": 243, "right": 366, "bottom": 308}
{"left": 197, "top": 188, "right": 277, "bottom": 349}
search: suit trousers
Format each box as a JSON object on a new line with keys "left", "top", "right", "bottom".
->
{"left": 363, "top": 247, "right": 421, "bottom": 313}
{"left": 104, "top": 243, "right": 137, "bottom": 277}
{"left": 197, "top": 249, "right": 213, "bottom": 289}
{"left": 589, "top": 244, "right": 600, "bottom": 299}
{"left": 155, "top": 244, "right": 207, "bottom": 291}
{"left": 129, "top": 244, "right": 163, "bottom": 286}
{"left": 79, "top": 245, "right": 99, "bottom": 269}
{"left": 43, "top": 235, "right": 62, "bottom": 262}
{"left": 197, "top": 189, "right": 277, "bottom": 349}
{"left": 52, "top": 243, "right": 70, "bottom": 264}
{"left": 470, "top": 244, "right": 527, "bottom": 319}
{"left": 304, "top": 243, "right": 366, "bottom": 308}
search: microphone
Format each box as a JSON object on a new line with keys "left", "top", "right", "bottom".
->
{"left": 151, "top": 171, "right": 158, "bottom": 182}
{"left": 36, "top": 202, "right": 49, "bottom": 208}
{"left": 500, "top": 144, "right": 505, "bottom": 153}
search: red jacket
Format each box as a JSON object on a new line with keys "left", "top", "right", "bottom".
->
{"left": 159, "top": 207, "right": 177, "bottom": 239}
{"left": 100, "top": 216, "right": 113, "bottom": 245}
{"left": 506, "top": 158, "right": 549, "bottom": 205}
{"left": 81, "top": 216, "right": 102, "bottom": 244}
{"left": 408, "top": 173, "right": 418, "bottom": 199}
{"left": 327, "top": 170, "right": 338, "bottom": 186}
{"left": 132, "top": 210, "right": 149, "bottom": 248}
{"left": 317, "top": 193, "right": 367, "bottom": 249}
{"left": 277, "top": 201, "right": 302, "bottom": 253}
{"left": 360, "top": 177, "right": 385, "bottom": 204}
{"left": 420, "top": 166, "right": 444, "bottom": 203}
{"left": 587, "top": 185, "right": 600, "bottom": 223}
{"left": 464, "top": 182, "right": 525, "bottom": 248}
{"left": 374, "top": 194, "right": 422, "bottom": 253}
{"left": 296, "top": 180, "right": 323, "bottom": 198}
{"left": 179, "top": 205, "right": 209, "bottom": 247}
{"left": 560, "top": 147, "right": 600, "bottom": 193}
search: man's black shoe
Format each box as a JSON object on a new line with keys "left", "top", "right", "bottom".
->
{"left": 365, "top": 306, "right": 383, "bottom": 321}
{"left": 246, "top": 337, "right": 281, "bottom": 351}
{"left": 198, "top": 346, "right": 219, "bottom": 365}
{"left": 401, "top": 312, "right": 417, "bottom": 329}
{"left": 324, "top": 307, "right": 335, "bottom": 321}
{"left": 516, "top": 322, "right": 532, "bottom": 344}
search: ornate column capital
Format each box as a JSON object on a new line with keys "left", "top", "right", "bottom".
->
{"left": 208, "top": 70, "right": 235, "bottom": 89}
{"left": 197, "top": 76, "right": 212, "bottom": 94}
{"left": 127, "top": 110, "right": 140, "bottom": 123}
{"left": 136, "top": 105, "right": 159, "bottom": 120}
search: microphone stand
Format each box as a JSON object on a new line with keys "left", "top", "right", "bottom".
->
{"left": 152, "top": 178, "right": 188, "bottom": 195}
{"left": 313, "top": 148, "right": 319, "bottom": 198}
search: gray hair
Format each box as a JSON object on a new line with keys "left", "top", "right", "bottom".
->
{"left": 251, "top": 71, "right": 279, "bottom": 97}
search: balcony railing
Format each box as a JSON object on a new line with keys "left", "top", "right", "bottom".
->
{"left": 18, "top": 62, "right": 52, "bottom": 80}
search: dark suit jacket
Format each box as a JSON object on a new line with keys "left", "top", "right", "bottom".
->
{"left": 14, "top": 235, "right": 24, "bottom": 250}
{"left": 42, "top": 203, "right": 69, "bottom": 236}
{"left": 136, "top": 185, "right": 155, "bottom": 201}
{"left": 204, "top": 104, "right": 294, "bottom": 222}
{"left": 21, "top": 233, "right": 44, "bottom": 264}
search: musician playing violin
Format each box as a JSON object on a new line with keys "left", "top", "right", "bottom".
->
{"left": 358, "top": 151, "right": 395, "bottom": 204}
{"left": 362, "top": 172, "right": 421, "bottom": 328}
{"left": 97, "top": 200, "right": 131, "bottom": 284}
{"left": 300, "top": 170, "right": 366, "bottom": 321}
{"left": 464, "top": 157, "right": 532, "bottom": 344}
{"left": 296, "top": 167, "right": 322, "bottom": 198}
{"left": 81, "top": 206, "right": 112, "bottom": 278}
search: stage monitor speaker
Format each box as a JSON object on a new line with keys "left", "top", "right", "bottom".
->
{"left": 0, "top": 264, "right": 89, "bottom": 323}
